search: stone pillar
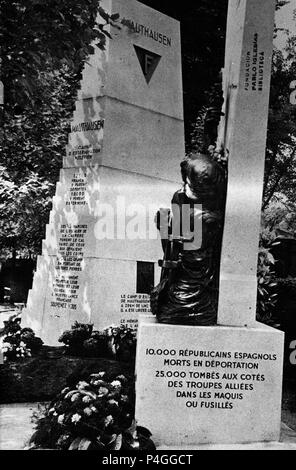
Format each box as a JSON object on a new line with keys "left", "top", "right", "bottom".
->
{"left": 21, "top": 0, "right": 184, "bottom": 345}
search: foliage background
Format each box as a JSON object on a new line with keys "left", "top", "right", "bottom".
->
{"left": 1, "top": 0, "right": 108, "bottom": 256}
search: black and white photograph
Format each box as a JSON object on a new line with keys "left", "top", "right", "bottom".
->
{"left": 1, "top": 0, "right": 296, "bottom": 458}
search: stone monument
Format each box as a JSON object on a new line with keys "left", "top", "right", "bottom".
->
{"left": 21, "top": 0, "right": 184, "bottom": 345}
{"left": 135, "top": 0, "right": 285, "bottom": 447}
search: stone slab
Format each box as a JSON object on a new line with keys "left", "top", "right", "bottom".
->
{"left": 135, "top": 319, "right": 284, "bottom": 447}
{"left": 217, "top": 0, "right": 276, "bottom": 326}
{"left": 23, "top": 257, "right": 158, "bottom": 345}
{"left": 0, "top": 403, "right": 46, "bottom": 450}
{"left": 78, "top": 0, "right": 183, "bottom": 120}
{"left": 99, "top": 98, "right": 183, "bottom": 181}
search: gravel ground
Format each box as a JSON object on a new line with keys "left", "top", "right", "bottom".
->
{"left": 282, "top": 380, "right": 296, "bottom": 431}
{"left": 1, "top": 397, "right": 296, "bottom": 450}
{"left": 0, "top": 402, "right": 46, "bottom": 450}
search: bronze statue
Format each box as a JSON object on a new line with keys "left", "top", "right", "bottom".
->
{"left": 151, "top": 153, "right": 226, "bottom": 325}
{"left": 151, "top": 152, "right": 226, "bottom": 325}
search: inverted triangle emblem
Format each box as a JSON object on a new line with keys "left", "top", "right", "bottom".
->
{"left": 134, "top": 45, "right": 161, "bottom": 84}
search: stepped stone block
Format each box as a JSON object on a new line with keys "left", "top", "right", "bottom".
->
{"left": 22, "top": 0, "right": 184, "bottom": 344}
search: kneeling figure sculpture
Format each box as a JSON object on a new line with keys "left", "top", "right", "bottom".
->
{"left": 151, "top": 152, "right": 226, "bottom": 326}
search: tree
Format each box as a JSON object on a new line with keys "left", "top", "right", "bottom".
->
{"left": 140, "top": 0, "right": 291, "bottom": 150}
{"left": 0, "top": 0, "right": 115, "bottom": 257}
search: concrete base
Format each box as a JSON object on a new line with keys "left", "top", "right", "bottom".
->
{"left": 0, "top": 402, "right": 46, "bottom": 450}
{"left": 135, "top": 318, "right": 284, "bottom": 447}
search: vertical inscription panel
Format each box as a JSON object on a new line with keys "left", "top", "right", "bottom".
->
{"left": 218, "top": 0, "right": 276, "bottom": 326}
{"left": 136, "top": 322, "right": 284, "bottom": 446}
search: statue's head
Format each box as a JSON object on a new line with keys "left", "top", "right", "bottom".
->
{"left": 180, "top": 152, "right": 225, "bottom": 208}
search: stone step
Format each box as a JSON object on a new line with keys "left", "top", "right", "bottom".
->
{"left": 158, "top": 423, "right": 296, "bottom": 450}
